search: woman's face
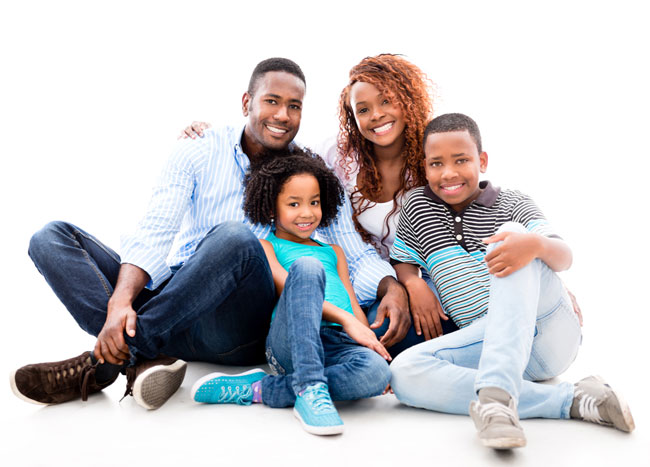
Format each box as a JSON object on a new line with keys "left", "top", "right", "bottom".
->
{"left": 349, "top": 81, "right": 406, "bottom": 154}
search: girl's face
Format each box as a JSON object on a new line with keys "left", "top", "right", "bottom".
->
{"left": 274, "top": 173, "right": 322, "bottom": 244}
{"left": 349, "top": 81, "right": 406, "bottom": 154}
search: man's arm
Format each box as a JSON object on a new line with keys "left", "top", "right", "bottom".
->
{"left": 94, "top": 264, "right": 149, "bottom": 364}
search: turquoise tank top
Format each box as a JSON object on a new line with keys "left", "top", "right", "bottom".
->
{"left": 267, "top": 232, "right": 354, "bottom": 326}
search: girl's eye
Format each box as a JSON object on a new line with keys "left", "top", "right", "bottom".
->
{"left": 311, "top": 200, "right": 320, "bottom": 206}
{"left": 382, "top": 99, "right": 390, "bottom": 105}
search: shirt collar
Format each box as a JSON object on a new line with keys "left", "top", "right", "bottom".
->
{"left": 423, "top": 180, "right": 501, "bottom": 209}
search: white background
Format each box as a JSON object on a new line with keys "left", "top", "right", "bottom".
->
{"left": 1, "top": 1, "right": 649, "bottom": 466}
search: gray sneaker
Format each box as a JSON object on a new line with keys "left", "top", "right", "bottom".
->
{"left": 123, "top": 355, "right": 187, "bottom": 410}
{"left": 469, "top": 388, "right": 526, "bottom": 449}
{"left": 571, "top": 375, "right": 635, "bottom": 432}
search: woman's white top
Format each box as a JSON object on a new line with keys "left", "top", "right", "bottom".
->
{"left": 317, "top": 136, "right": 404, "bottom": 260}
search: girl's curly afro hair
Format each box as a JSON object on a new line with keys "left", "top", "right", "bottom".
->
{"left": 243, "top": 146, "right": 345, "bottom": 228}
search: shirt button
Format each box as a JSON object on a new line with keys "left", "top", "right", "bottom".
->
{"left": 456, "top": 234, "right": 463, "bottom": 241}
{"left": 455, "top": 216, "right": 462, "bottom": 222}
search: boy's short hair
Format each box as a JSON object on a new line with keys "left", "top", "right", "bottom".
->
{"left": 243, "top": 147, "right": 344, "bottom": 228}
{"left": 248, "top": 57, "right": 306, "bottom": 95}
{"left": 424, "top": 113, "right": 482, "bottom": 153}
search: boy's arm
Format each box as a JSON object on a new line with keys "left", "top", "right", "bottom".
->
{"left": 394, "top": 262, "right": 448, "bottom": 340}
{"left": 483, "top": 232, "right": 572, "bottom": 277}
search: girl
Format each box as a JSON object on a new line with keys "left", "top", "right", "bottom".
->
{"left": 191, "top": 148, "right": 392, "bottom": 436}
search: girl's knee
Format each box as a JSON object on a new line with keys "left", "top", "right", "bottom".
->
{"left": 288, "top": 256, "right": 325, "bottom": 281}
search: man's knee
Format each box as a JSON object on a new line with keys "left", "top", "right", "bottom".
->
{"left": 28, "top": 221, "right": 72, "bottom": 261}
{"left": 199, "top": 221, "right": 261, "bottom": 256}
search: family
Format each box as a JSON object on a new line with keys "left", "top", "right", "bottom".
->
{"left": 11, "top": 55, "right": 634, "bottom": 449}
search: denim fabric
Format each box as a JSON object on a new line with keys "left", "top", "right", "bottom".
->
{"left": 391, "top": 222, "right": 581, "bottom": 420}
{"left": 28, "top": 220, "right": 275, "bottom": 365}
{"left": 261, "top": 257, "right": 391, "bottom": 408}
{"left": 365, "top": 274, "right": 459, "bottom": 358}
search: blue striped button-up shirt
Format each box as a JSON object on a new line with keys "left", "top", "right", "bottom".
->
{"left": 120, "top": 125, "right": 395, "bottom": 305}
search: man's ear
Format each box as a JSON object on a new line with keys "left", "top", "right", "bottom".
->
{"left": 242, "top": 92, "right": 251, "bottom": 117}
{"left": 479, "top": 151, "right": 488, "bottom": 173}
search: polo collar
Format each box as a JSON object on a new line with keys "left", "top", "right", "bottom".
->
{"left": 423, "top": 180, "right": 501, "bottom": 209}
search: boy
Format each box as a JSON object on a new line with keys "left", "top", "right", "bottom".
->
{"left": 389, "top": 113, "right": 634, "bottom": 449}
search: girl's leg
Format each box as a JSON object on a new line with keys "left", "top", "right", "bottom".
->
{"left": 319, "top": 327, "right": 391, "bottom": 401}
{"left": 261, "top": 257, "right": 328, "bottom": 408}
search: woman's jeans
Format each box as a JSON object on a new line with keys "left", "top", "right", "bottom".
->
{"left": 28, "top": 220, "right": 275, "bottom": 364}
{"left": 391, "top": 222, "right": 582, "bottom": 419}
{"left": 261, "top": 257, "right": 392, "bottom": 408}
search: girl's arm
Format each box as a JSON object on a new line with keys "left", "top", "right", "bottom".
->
{"left": 260, "top": 239, "right": 288, "bottom": 297}
{"left": 332, "top": 245, "right": 391, "bottom": 361}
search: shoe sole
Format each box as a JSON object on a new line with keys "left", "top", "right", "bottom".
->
{"left": 190, "top": 368, "right": 266, "bottom": 403}
{"left": 481, "top": 436, "right": 527, "bottom": 449}
{"left": 592, "top": 375, "right": 635, "bottom": 432}
{"left": 132, "top": 359, "right": 187, "bottom": 410}
{"left": 293, "top": 407, "right": 344, "bottom": 436}
{"left": 9, "top": 370, "right": 49, "bottom": 405}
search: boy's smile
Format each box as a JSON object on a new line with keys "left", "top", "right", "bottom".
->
{"left": 424, "top": 130, "right": 488, "bottom": 212}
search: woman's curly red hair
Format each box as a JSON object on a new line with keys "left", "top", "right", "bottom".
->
{"left": 337, "top": 54, "right": 434, "bottom": 248}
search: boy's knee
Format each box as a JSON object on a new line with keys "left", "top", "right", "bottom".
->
{"left": 496, "top": 222, "right": 527, "bottom": 235}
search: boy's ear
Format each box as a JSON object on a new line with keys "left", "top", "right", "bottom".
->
{"left": 479, "top": 151, "right": 488, "bottom": 173}
{"left": 242, "top": 92, "right": 251, "bottom": 117}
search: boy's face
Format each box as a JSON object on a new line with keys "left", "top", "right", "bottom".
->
{"left": 424, "top": 130, "right": 488, "bottom": 212}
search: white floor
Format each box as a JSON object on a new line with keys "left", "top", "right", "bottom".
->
{"left": 3, "top": 258, "right": 649, "bottom": 467}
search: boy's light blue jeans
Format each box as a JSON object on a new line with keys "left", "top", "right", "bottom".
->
{"left": 391, "top": 222, "right": 582, "bottom": 419}
{"left": 261, "top": 257, "right": 392, "bottom": 408}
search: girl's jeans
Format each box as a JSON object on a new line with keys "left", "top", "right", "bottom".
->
{"left": 261, "top": 257, "right": 391, "bottom": 408}
{"left": 391, "top": 222, "right": 582, "bottom": 419}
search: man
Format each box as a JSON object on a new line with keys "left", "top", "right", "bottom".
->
{"left": 11, "top": 58, "right": 409, "bottom": 410}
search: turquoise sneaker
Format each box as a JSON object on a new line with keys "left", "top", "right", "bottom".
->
{"left": 191, "top": 369, "right": 266, "bottom": 405}
{"left": 294, "top": 383, "right": 344, "bottom": 435}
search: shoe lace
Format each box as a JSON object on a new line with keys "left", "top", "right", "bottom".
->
{"left": 121, "top": 367, "right": 136, "bottom": 402}
{"left": 476, "top": 401, "right": 518, "bottom": 425}
{"left": 575, "top": 388, "right": 605, "bottom": 424}
{"left": 217, "top": 384, "right": 253, "bottom": 404}
{"left": 46, "top": 354, "right": 97, "bottom": 402}
{"left": 302, "top": 384, "right": 335, "bottom": 414}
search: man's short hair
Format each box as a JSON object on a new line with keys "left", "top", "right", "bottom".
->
{"left": 424, "top": 113, "right": 482, "bottom": 154}
{"left": 247, "top": 57, "right": 306, "bottom": 95}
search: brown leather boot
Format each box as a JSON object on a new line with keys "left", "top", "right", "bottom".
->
{"left": 10, "top": 351, "right": 118, "bottom": 405}
{"left": 123, "top": 355, "right": 187, "bottom": 410}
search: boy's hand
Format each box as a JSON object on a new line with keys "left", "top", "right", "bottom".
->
{"left": 407, "top": 278, "right": 448, "bottom": 340}
{"left": 483, "top": 231, "right": 541, "bottom": 278}
{"left": 343, "top": 318, "right": 392, "bottom": 362}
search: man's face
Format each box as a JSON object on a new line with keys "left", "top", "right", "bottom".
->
{"left": 424, "top": 130, "right": 488, "bottom": 212}
{"left": 241, "top": 71, "right": 305, "bottom": 155}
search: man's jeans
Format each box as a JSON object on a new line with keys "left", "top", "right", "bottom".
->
{"left": 28, "top": 220, "right": 275, "bottom": 364}
{"left": 365, "top": 273, "right": 459, "bottom": 358}
{"left": 261, "top": 257, "right": 391, "bottom": 408}
{"left": 391, "top": 222, "right": 582, "bottom": 419}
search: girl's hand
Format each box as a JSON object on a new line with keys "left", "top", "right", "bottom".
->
{"left": 343, "top": 318, "right": 392, "bottom": 361}
{"left": 177, "top": 121, "right": 212, "bottom": 139}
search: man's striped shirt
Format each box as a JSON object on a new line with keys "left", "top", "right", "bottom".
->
{"left": 120, "top": 125, "right": 394, "bottom": 305}
{"left": 390, "top": 181, "right": 559, "bottom": 327}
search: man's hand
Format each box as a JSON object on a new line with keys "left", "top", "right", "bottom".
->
{"left": 483, "top": 231, "right": 540, "bottom": 278}
{"left": 371, "top": 277, "right": 410, "bottom": 348}
{"left": 407, "top": 278, "right": 448, "bottom": 340}
{"left": 342, "top": 316, "right": 391, "bottom": 361}
{"left": 94, "top": 302, "right": 137, "bottom": 365}
{"left": 178, "top": 121, "right": 212, "bottom": 139}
